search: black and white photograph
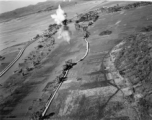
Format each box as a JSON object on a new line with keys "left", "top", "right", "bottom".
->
{"left": 0, "top": 0, "right": 152, "bottom": 119}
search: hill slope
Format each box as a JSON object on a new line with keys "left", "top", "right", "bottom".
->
{"left": 0, "top": 0, "right": 101, "bottom": 22}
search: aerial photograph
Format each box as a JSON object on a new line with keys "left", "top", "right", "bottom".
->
{"left": 0, "top": 0, "right": 152, "bottom": 119}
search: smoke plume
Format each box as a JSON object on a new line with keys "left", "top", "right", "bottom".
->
{"left": 51, "top": 5, "right": 71, "bottom": 43}
{"left": 58, "top": 25, "right": 71, "bottom": 43}
{"left": 51, "top": 5, "right": 66, "bottom": 25}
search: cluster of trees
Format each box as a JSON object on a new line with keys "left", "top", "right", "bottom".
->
{"left": 99, "top": 30, "right": 112, "bottom": 36}
{"left": 78, "top": 11, "right": 99, "bottom": 22}
{"left": 15, "top": 27, "right": 57, "bottom": 76}
{"left": 56, "top": 59, "right": 76, "bottom": 84}
{"left": 48, "top": 24, "right": 60, "bottom": 34}
{"left": 0, "top": 55, "right": 5, "bottom": 61}
{"left": 99, "top": 2, "right": 152, "bottom": 13}
{"left": 140, "top": 25, "right": 152, "bottom": 32}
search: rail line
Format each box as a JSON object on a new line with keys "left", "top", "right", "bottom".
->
{"left": 0, "top": 39, "right": 37, "bottom": 77}
{"left": 41, "top": 37, "right": 89, "bottom": 118}
{"left": 1, "top": 4, "right": 97, "bottom": 119}
{"left": 41, "top": 70, "right": 69, "bottom": 117}
{"left": 0, "top": 3, "right": 96, "bottom": 78}
{"left": 39, "top": 5, "right": 99, "bottom": 118}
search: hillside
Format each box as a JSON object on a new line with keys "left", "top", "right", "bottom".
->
{"left": 0, "top": 0, "right": 100, "bottom": 23}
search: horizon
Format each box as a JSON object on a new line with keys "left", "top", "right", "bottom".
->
{"left": 1, "top": 0, "right": 150, "bottom": 14}
{"left": 0, "top": 0, "right": 75, "bottom": 14}
{"left": 0, "top": 0, "right": 47, "bottom": 14}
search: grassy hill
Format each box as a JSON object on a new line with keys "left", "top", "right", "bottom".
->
{"left": 0, "top": 0, "right": 102, "bottom": 23}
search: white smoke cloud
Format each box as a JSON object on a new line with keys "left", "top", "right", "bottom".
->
{"left": 51, "top": 5, "right": 66, "bottom": 25}
{"left": 58, "top": 25, "right": 71, "bottom": 43}
{"left": 51, "top": 5, "right": 71, "bottom": 43}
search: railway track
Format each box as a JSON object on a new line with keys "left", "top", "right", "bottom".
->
{"left": 41, "top": 70, "right": 69, "bottom": 117}
{"left": 41, "top": 37, "right": 89, "bottom": 119}
{"left": 1, "top": 3, "right": 100, "bottom": 119}
{"left": 38, "top": 4, "right": 99, "bottom": 119}
{"left": 0, "top": 39, "right": 37, "bottom": 77}
{"left": 39, "top": 20, "right": 118, "bottom": 119}
{"left": 0, "top": 4, "right": 97, "bottom": 78}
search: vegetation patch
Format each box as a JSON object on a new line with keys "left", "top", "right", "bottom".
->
{"left": 114, "top": 33, "right": 152, "bottom": 119}
{"left": 138, "top": 98, "right": 152, "bottom": 119}
{"left": 99, "top": 30, "right": 112, "bottom": 36}
{"left": 99, "top": 2, "right": 152, "bottom": 13}
{"left": 0, "top": 51, "right": 19, "bottom": 72}
{"left": 115, "top": 33, "right": 152, "bottom": 85}
{"left": 78, "top": 11, "right": 99, "bottom": 22}
{"left": 0, "top": 83, "right": 33, "bottom": 117}
{"left": 68, "top": 94, "right": 125, "bottom": 120}
{"left": 140, "top": 25, "right": 152, "bottom": 32}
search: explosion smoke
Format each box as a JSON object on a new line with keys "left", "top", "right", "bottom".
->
{"left": 58, "top": 25, "right": 71, "bottom": 43}
{"left": 51, "top": 5, "right": 71, "bottom": 43}
{"left": 51, "top": 5, "right": 66, "bottom": 25}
